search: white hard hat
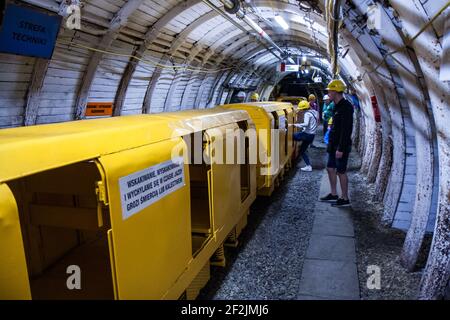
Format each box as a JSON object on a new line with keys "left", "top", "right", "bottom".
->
{"left": 323, "top": 94, "right": 330, "bottom": 100}
{"left": 236, "top": 91, "right": 246, "bottom": 98}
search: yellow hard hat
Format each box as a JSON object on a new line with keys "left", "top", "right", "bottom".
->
{"left": 308, "top": 94, "right": 316, "bottom": 101}
{"left": 250, "top": 92, "right": 260, "bottom": 100}
{"left": 326, "top": 79, "right": 347, "bottom": 92}
{"left": 298, "top": 100, "right": 310, "bottom": 110}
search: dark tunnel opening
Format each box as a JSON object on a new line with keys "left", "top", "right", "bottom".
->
{"left": 276, "top": 72, "right": 325, "bottom": 98}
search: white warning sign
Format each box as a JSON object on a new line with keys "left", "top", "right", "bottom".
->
{"left": 119, "top": 157, "right": 185, "bottom": 220}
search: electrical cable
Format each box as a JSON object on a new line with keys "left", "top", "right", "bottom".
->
{"left": 326, "top": 0, "right": 342, "bottom": 77}
{"left": 56, "top": 39, "right": 234, "bottom": 73}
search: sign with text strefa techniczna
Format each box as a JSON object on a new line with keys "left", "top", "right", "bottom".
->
{"left": 0, "top": 4, "right": 61, "bottom": 59}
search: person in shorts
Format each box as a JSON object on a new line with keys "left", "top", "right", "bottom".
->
{"left": 320, "top": 80, "right": 354, "bottom": 207}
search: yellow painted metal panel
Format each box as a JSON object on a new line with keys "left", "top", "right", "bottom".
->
{"left": 0, "top": 108, "right": 256, "bottom": 300}
{"left": 107, "top": 229, "right": 118, "bottom": 300}
{"left": 205, "top": 125, "right": 241, "bottom": 235}
{"left": 286, "top": 107, "right": 295, "bottom": 159}
{"left": 256, "top": 103, "right": 295, "bottom": 167}
{"left": 0, "top": 183, "right": 31, "bottom": 299}
{"left": 97, "top": 138, "right": 192, "bottom": 299}
{"left": 276, "top": 96, "right": 307, "bottom": 106}
{"left": 218, "top": 105, "right": 269, "bottom": 187}
{"left": 0, "top": 116, "right": 174, "bottom": 184}
{"left": 274, "top": 109, "right": 288, "bottom": 169}
{"left": 162, "top": 109, "right": 250, "bottom": 131}
{"left": 218, "top": 103, "right": 281, "bottom": 192}
{"left": 0, "top": 110, "right": 251, "bottom": 184}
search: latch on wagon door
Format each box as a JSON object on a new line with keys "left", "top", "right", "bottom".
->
{"left": 94, "top": 180, "right": 107, "bottom": 228}
{"left": 94, "top": 160, "right": 110, "bottom": 228}
{"left": 96, "top": 180, "right": 108, "bottom": 205}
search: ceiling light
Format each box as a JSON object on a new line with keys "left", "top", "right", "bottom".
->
{"left": 274, "top": 15, "right": 289, "bottom": 30}
{"left": 291, "top": 15, "right": 306, "bottom": 25}
{"left": 291, "top": 15, "right": 327, "bottom": 34}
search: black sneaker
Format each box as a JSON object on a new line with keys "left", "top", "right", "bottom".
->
{"left": 320, "top": 193, "right": 339, "bottom": 202}
{"left": 331, "top": 198, "right": 351, "bottom": 207}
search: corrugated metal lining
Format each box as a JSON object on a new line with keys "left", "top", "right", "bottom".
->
{"left": 0, "top": 54, "right": 34, "bottom": 127}
{"left": 1, "top": 0, "right": 326, "bottom": 127}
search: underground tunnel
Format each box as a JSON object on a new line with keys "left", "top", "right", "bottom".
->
{"left": 0, "top": 0, "right": 449, "bottom": 302}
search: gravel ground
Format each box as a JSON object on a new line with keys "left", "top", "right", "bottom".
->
{"left": 348, "top": 152, "right": 430, "bottom": 300}
{"left": 198, "top": 142, "right": 327, "bottom": 300}
{"left": 198, "top": 135, "right": 428, "bottom": 300}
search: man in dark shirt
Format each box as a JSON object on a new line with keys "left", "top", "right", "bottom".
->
{"left": 320, "top": 79, "right": 354, "bottom": 207}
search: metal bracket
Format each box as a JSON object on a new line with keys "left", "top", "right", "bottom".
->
{"left": 95, "top": 180, "right": 108, "bottom": 205}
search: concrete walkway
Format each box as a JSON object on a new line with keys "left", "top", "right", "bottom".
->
{"left": 297, "top": 172, "right": 360, "bottom": 300}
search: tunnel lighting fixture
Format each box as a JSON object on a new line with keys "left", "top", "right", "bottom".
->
{"left": 274, "top": 15, "right": 289, "bottom": 30}
{"left": 302, "top": 56, "right": 307, "bottom": 63}
{"left": 291, "top": 14, "right": 306, "bottom": 25}
{"left": 291, "top": 14, "right": 326, "bottom": 34}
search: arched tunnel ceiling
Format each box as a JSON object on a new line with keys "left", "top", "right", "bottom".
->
{"left": 12, "top": 0, "right": 446, "bottom": 119}
{"left": 56, "top": 0, "right": 333, "bottom": 116}
{"left": 23, "top": 0, "right": 329, "bottom": 78}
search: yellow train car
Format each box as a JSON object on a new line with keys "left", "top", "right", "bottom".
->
{"left": 276, "top": 96, "right": 306, "bottom": 106}
{"left": 217, "top": 102, "right": 295, "bottom": 196}
{"left": 0, "top": 109, "right": 256, "bottom": 300}
{"left": 256, "top": 102, "right": 296, "bottom": 170}
{"left": 274, "top": 98, "right": 304, "bottom": 161}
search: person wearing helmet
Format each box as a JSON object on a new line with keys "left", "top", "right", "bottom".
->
{"left": 308, "top": 94, "right": 318, "bottom": 112}
{"left": 322, "top": 94, "right": 335, "bottom": 137}
{"left": 293, "top": 100, "right": 319, "bottom": 172}
{"left": 307, "top": 94, "right": 319, "bottom": 148}
{"left": 232, "top": 91, "right": 246, "bottom": 103}
{"left": 250, "top": 92, "right": 260, "bottom": 102}
{"left": 320, "top": 79, "right": 353, "bottom": 207}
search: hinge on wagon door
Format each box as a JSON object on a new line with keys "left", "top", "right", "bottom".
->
{"left": 95, "top": 180, "right": 108, "bottom": 205}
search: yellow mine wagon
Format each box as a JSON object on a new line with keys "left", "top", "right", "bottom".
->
{"left": 217, "top": 102, "right": 295, "bottom": 196}
{"left": 0, "top": 109, "right": 256, "bottom": 300}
